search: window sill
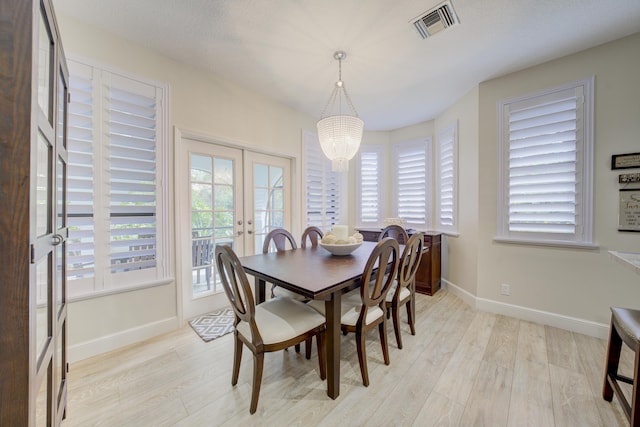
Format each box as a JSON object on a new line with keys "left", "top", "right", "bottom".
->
{"left": 69, "top": 277, "right": 175, "bottom": 303}
{"left": 493, "top": 237, "right": 599, "bottom": 250}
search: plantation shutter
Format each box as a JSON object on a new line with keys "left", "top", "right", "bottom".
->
{"left": 67, "top": 61, "right": 95, "bottom": 282}
{"left": 504, "top": 86, "right": 583, "bottom": 235}
{"left": 105, "top": 73, "right": 160, "bottom": 273}
{"left": 358, "top": 146, "right": 382, "bottom": 225}
{"left": 393, "top": 140, "right": 427, "bottom": 226}
{"left": 303, "top": 131, "right": 342, "bottom": 229}
{"left": 437, "top": 128, "right": 455, "bottom": 228}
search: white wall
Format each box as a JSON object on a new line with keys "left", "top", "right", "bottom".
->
{"left": 57, "top": 13, "right": 319, "bottom": 361}
{"left": 434, "top": 87, "right": 480, "bottom": 298}
{"left": 469, "top": 33, "right": 640, "bottom": 336}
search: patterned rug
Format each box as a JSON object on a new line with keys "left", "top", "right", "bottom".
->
{"left": 189, "top": 308, "right": 235, "bottom": 342}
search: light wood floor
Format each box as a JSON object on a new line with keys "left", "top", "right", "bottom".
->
{"left": 63, "top": 290, "right": 634, "bottom": 426}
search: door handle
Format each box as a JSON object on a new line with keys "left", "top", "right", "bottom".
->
{"left": 52, "top": 234, "right": 63, "bottom": 246}
{"left": 247, "top": 230, "right": 253, "bottom": 235}
{"left": 237, "top": 230, "right": 244, "bottom": 236}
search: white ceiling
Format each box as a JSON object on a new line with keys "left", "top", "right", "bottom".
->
{"left": 53, "top": 0, "right": 640, "bottom": 131}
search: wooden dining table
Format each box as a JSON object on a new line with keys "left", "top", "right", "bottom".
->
{"left": 237, "top": 240, "right": 382, "bottom": 399}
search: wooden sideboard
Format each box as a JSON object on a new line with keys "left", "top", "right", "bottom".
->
{"left": 356, "top": 228, "right": 441, "bottom": 296}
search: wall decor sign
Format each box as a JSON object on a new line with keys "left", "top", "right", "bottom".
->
{"left": 619, "top": 173, "right": 640, "bottom": 184}
{"left": 612, "top": 152, "right": 640, "bottom": 170}
{"left": 619, "top": 189, "right": 640, "bottom": 232}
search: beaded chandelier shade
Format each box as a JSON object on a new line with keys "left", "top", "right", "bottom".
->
{"left": 316, "top": 51, "right": 364, "bottom": 172}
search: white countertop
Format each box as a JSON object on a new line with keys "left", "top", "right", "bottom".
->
{"left": 609, "top": 251, "right": 640, "bottom": 275}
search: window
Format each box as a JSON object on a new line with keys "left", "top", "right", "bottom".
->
{"left": 392, "top": 139, "right": 431, "bottom": 228}
{"left": 356, "top": 145, "right": 384, "bottom": 227}
{"left": 497, "top": 78, "right": 594, "bottom": 246}
{"left": 67, "top": 59, "right": 169, "bottom": 297}
{"left": 302, "top": 130, "right": 343, "bottom": 230}
{"left": 436, "top": 123, "right": 457, "bottom": 232}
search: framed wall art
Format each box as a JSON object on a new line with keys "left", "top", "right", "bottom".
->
{"left": 612, "top": 152, "right": 640, "bottom": 170}
{"left": 619, "top": 189, "right": 640, "bottom": 232}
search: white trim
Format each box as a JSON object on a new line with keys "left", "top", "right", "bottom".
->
{"left": 68, "top": 316, "right": 178, "bottom": 362}
{"left": 443, "top": 279, "right": 608, "bottom": 339}
{"left": 176, "top": 127, "right": 298, "bottom": 161}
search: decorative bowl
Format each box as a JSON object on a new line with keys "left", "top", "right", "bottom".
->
{"left": 319, "top": 241, "right": 363, "bottom": 256}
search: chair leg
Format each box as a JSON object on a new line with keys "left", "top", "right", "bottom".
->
{"left": 231, "top": 334, "right": 243, "bottom": 386}
{"left": 391, "top": 304, "right": 403, "bottom": 349}
{"left": 305, "top": 338, "right": 312, "bottom": 359}
{"left": 632, "top": 347, "right": 640, "bottom": 426}
{"left": 406, "top": 299, "right": 416, "bottom": 336}
{"left": 294, "top": 343, "right": 301, "bottom": 353}
{"left": 379, "top": 320, "right": 390, "bottom": 366}
{"left": 249, "top": 352, "right": 264, "bottom": 414}
{"left": 603, "top": 323, "right": 622, "bottom": 401}
{"left": 356, "top": 331, "right": 369, "bottom": 387}
{"left": 317, "top": 332, "right": 326, "bottom": 380}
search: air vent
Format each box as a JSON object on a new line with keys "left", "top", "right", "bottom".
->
{"left": 410, "top": 0, "right": 459, "bottom": 39}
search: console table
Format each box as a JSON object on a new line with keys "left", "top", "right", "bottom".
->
{"left": 356, "top": 228, "right": 442, "bottom": 295}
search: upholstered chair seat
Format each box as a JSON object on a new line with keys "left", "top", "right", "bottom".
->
{"left": 236, "top": 298, "right": 325, "bottom": 345}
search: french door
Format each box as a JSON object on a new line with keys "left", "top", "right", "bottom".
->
{"left": 176, "top": 134, "right": 291, "bottom": 320}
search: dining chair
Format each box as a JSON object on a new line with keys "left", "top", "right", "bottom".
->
{"left": 262, "top": 228, "right": 306, "bottom": 301}
{"left": 215, "top": 245, "right": 327, "bottom": 414}
{"left": 309, "top": 237, "right": 399, "bottom": 387}
{"left": 301, "top": 226, "right": 324, "bottom": 248}
{"left": 385, "top": 232, "right": 424, "bottom": 349}
{"left": 378, "top": 224, "right": 409, "bottom": 244}
{"left": 602, "top": 306, "right": 640, "bottom": 425}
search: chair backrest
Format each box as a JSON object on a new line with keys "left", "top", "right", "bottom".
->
{"left": 262, "top": 228, "right": 298, "bottom": 254}
{"left": 215, "top": 245, "right": 262, "bottom": 342}
{"left": 397, "top": 233, "right": 424, "bottom": 292}
{"left": 379, "top": 225, "right": 408, "bottom": 245}
{"left": 301, "top": 226, "right": 324, "bottom": 248}
{"left": 359, "top": 238, "right": 399, "bottom": 316}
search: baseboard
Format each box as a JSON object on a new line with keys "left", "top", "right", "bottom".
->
{"left": 443, "top": 279, "right": 609, "bottom": 339}
{"left": 68, "top": 316, "right": 179, "bottom": 362}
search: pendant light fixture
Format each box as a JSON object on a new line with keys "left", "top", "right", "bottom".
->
{"left": 316, "top": 51, "right": 364, "bottom": 172}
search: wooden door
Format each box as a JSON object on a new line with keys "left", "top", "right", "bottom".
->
{"left": 0, "top": 0, "right": 69, "bottom": 425}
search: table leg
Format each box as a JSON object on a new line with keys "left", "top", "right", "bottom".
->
{"left": 255, "top": 278, "right": 266, "bottom": 304}
{"left": 325, "top": 292, "right": 341, "bottom": 399}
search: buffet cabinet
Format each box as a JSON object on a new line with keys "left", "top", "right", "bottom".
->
{"left": 356, "top": 228, "right": 441, "bottom": 295}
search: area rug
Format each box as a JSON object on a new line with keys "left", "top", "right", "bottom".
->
{"left": 189, "top": 308, "right": 235, "bottom": 342}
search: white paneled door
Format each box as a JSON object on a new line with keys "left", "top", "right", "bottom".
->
{"left": 176, "top": 134, "right": 291, "bottom": 320}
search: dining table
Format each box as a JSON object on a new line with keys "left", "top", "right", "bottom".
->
{"left": 237, "top": 240, "right": 384, "bottom": 399}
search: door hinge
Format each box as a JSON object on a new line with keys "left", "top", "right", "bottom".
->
{"left": 30, "top": 244, "right": 36, "bottom": 264}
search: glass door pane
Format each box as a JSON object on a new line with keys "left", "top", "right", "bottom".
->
{"left": 179, "top": 137, "right": 243, "bottom": 321}
{"left": 38, "top": 10, "right": 53, "bottom": 123}
{"left": 244, "top": 152, "right": 291, "bottom": 254}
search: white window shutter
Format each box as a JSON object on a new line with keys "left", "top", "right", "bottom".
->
{"left": 498, "top": 78, "right": 594, "bottom": 245}
{"left": 357, "top": 146, "right": 383, "bottom": 226}
{"left": 66, "top": 58, "right": 167, "bottom": 296}
{"left": 437, "top": 124, "right": 457, "bottom": 231}
{"left": 303, "top": 131, "right": 342, "bottom": 230}
{"left": 67, "top": 60, "right": 96, "bottom": 282}
{"left": 105, "top": 73, "right": 159, "bottom": 273}
{"left": 393, "top": 140, "right": 428, "bottom": 227}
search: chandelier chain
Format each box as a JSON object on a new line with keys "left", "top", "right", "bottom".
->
{"left": 319, "top": 54, "right": 359, "bottom": 119}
